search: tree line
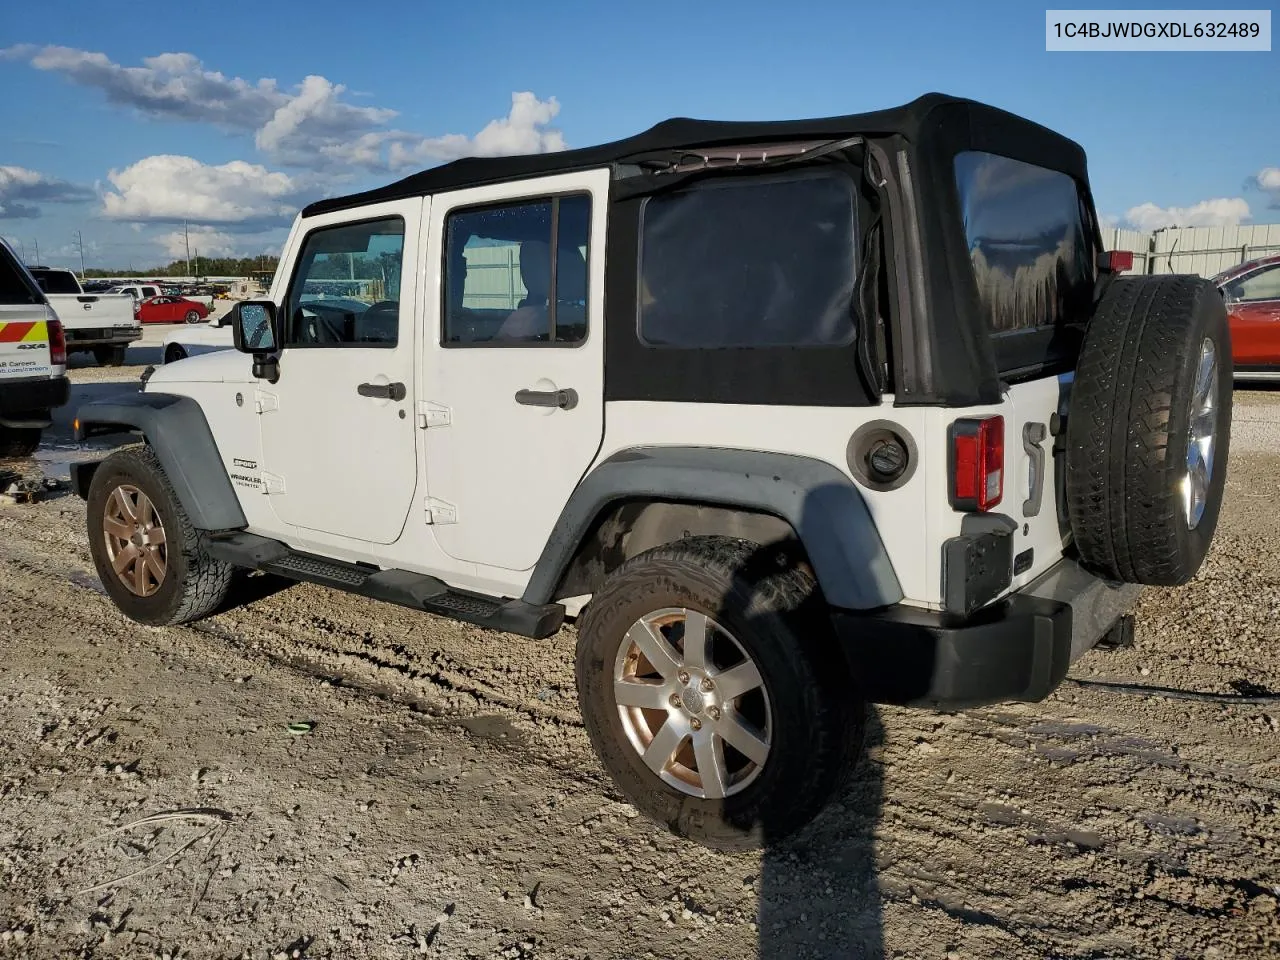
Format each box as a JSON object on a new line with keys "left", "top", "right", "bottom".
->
{"left": 83, "top": 254, "right": 281, "bottom": 279}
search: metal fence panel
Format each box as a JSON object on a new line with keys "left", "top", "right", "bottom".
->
{"left": 1106, "top": 225, "right": 1280, "bottom": 279}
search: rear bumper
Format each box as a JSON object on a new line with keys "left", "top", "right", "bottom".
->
{"left": 834, "top": 558, "right": 1142, "bottom": 708}
{"left": 65, "top": 326, "right": 141, "bottom": 348}
{"left": 0, "top": 375, "right": 70, "bottom": 425}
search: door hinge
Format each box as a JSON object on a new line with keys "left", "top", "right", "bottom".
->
{"left": 254, "top": 390, "right": 279, "bottom": 415}
{"left": 424, "top": 497, "right": 456, "bottom": 524}
{"left": 416, "top": 400, "right": 451, "bottom": 429}
{"left": 261, "top": 471, "right": 285, "bottom": 494}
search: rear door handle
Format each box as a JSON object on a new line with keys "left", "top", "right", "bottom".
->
{"left": 357, "top": 381, "right": 406, "bottom": 401}
{"left": 515, "top": 387, "right": 578, "bottom": 410}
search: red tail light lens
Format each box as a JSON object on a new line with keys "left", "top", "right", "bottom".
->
{"left": 949, "top": 416, "right": 1004, "bottom": 512}
{"left": 47, "top": 317, "right": 67, "bottom": 366}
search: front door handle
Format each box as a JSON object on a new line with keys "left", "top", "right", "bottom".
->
{"left": 515, "top": 387, "right": 578, "bottom": 410}
{"left": 357, "top": 381, "right": 406, "bottom": 401}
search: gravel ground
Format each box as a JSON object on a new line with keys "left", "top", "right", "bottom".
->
{"left": 1, "top": 362, "right": 1278, "bottom": 959}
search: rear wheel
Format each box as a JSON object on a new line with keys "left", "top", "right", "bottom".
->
{"left": 164, "top": 344, "right": 188, "bottom": 364}
{"left": 1066, "top": 275, "right": 1233, "bottom": 585}
{"left": 575, "top": 536, "right": 862, "bottom": 850}
{"left": 0, "top": 426, "right": 41, "bottom": 458}
{"left": 93, "top": 345, "right": 127, "bottom": 367}
{"left": 87, "top": 446, "right": 233, "bottom": 625}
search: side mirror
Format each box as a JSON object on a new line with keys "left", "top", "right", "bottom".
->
{"left": 231, "top": 300, "right": 280, "bottom": 382}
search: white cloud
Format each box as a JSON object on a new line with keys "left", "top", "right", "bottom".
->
{"left": 1123, "top": 198, "right": 1251, "bottom": 232}
{"left": 3, "top": 45, "right": 284, "bottom": 130}
{"left": 388, "top": 92, "right": 566, "bottom": 168}
{"left": 1253, "top": 166, "right": 1280, "bottom": 209}
{"left": 156, "top": 225, "right": 239, "bottom": 259}
{"left": 254, "top": 74, "right": 397, "bottom": 166}
{"left": 0, "top": 165, "right": 94, "bottom": 219}
{"left": 101, "top": 155, "right": 315, "bottom": 226}
{"left": 5, "top": 45, "right": 565, "bottom": 173}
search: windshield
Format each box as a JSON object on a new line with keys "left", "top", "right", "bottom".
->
{"left": 30, "top": 269, "right": 82, "bottom": 295}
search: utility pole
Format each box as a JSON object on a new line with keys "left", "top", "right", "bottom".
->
{"left": 32, "top": 238, "right": 39, "bottom": 265}
{"left": 73, "top": 230, "right": 86, "bottom": 278}
{"left": 193, "top": 247, "right": 199, "bottom": 280}
{"left": 184, "top": 220, "right": 191, "bottom": 278}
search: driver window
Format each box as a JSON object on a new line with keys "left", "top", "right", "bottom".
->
{"left": 283, "top": 216, "right": 405, "bottom": 347}
{"left": 1231, "top": 265, "right": 1280, "bottom": 303}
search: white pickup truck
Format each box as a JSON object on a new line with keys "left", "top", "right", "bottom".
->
{"left": 107, "top": 283, "right": 215, "bottom": 310}
{"left": 29, "top": 268, "right": 141, "bottom": 367}
{"left": 1, "top": 243, "right": 69, "bottom": 456}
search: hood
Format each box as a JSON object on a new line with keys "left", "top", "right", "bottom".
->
{"left": 145, "top": 347, "right": 254, "bottom": 385}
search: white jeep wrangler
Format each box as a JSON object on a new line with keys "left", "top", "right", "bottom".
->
{"left": 73, "top": 94, "right": 1232, "bottom": 850}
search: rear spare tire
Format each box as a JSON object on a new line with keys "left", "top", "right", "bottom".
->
{"left": 1066, "top": 275, "right": 1232, "bottom": 586}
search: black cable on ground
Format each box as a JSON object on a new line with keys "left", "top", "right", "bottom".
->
{"left": 1065, "top": 676, "right": 1280, "bottom": 706}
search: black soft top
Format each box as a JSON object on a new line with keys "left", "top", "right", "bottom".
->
{"left": 303, "top": 92, "right": 1087, "bottom": 217}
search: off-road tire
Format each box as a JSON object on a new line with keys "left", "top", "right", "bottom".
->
{"left": 93, "top": 345, "right": 127, "bottom": 367}
{"left": 164, "top": 344, "right": 188, "bottom": 364}
{"left": 575, "top": 536, "right": 863, "bottom": 851}
{"left": 1066, "top": 275, "right": 1232, "bottom": 585}
{"left": 0, "top": 426, "right": 41, "bottom": 458}
{"left": 87, "top": 445, "right": 233, "bottom": 625}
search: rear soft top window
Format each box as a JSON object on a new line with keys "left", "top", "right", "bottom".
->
{"left": 638, "top": 170, "right": 858, "bottom": 348}
{"left": 954, "top": 151, "right": 1094, "bottom": 374}
{"left": 0, "top": 247, "right": 43, "bottom": 306}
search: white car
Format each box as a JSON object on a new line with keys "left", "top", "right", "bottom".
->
{"left": 72, "top": 93, "right": 1232, "bottom": 851}
{"left": 160, "top": 312, "right": 234, "bottom": 364}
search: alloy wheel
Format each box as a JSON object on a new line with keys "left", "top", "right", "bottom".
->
{"left": 103, "top": 484, "right": 168, "bottom": 597}
{"left": 612, "top": 607, "right": 772, "bottom": 800}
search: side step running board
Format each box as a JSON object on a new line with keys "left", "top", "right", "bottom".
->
{"left": 206, "top": 532, "right": 564, "bottom": 639}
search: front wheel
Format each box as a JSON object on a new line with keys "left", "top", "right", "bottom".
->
{"left": 86, "top": 446, "right": 233, "bottom": 625}
{"left": 164, "top": 344, "right": 188, "bottom": 364}
{"left": 184, "top": 310, "right": 202, "bottom": 324}
{"left": 575, "top": 536, "right": 862, "bottom": 851}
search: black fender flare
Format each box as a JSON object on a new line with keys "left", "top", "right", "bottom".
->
{"left": 522, "top": 447, "right": 903, "bottom": 611}
{"left": 73, "top": 391, "right": 247, "bottom": 531}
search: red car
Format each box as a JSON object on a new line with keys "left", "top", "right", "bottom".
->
{"left": 1213, "top": 254, "right": 1280, "bottom": 382}
{"left": 135, "top": 295, "right": 210, "bottom": 324}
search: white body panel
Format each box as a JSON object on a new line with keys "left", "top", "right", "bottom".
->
{"left": 0, "top": 303, "right": 58, "bottom": 382}
{"left": 45, "top": 294, "right": 138, "bottom": 336}
{"left": 138, "top": 172, "right": 1070, "bottom": 613}
{"left": 256, "top": 197, "right": 424, "bottom": 545}
{"left": 144, "top": 352, "right": 274, "bottom": 530}
{"left": 418, "top": 169, "right": 609, "bottom": 572}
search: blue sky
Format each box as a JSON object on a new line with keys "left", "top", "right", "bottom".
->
{"left": 2, "top": 0, "right": 1277, "bottom": 270}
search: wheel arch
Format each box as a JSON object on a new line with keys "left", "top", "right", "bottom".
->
{"left": 72, "top": 391, "right": 247, "bottom": 532}
{"left": 523, "top": 447, "right": 903, "bottom": 611}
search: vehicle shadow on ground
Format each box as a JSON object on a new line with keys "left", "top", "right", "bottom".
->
{"left": 702, "top": 536, "right": 888, "bottom": 960}
{"left": 757, "top": 710, "right": 886, "bottom": 959}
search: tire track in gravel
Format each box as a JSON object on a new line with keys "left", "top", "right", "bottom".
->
{"left": 4, "top": 450, "right": 1280, "bottom": 958}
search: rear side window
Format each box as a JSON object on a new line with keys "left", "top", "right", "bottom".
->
{"left": 954, "top": 152, "right": 1095, "bottom": 369}
{"left": 30, "top": 269, "right": 81, "bottom": 295}
{"left": 0, "top": 247, "right": 42, "bottom": 306}
{"left": 638, "top": 170, "right": 857, "bottom": 348}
